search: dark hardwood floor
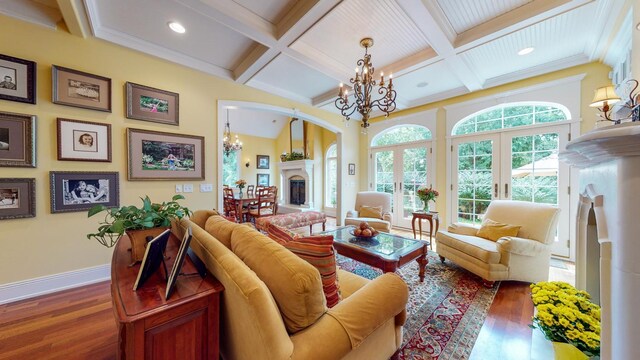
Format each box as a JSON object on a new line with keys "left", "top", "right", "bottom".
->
{"left": 0, "top": 218, "right": 536, "bottom": 359}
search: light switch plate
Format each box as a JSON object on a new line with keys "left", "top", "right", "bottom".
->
{"left": 200, "top": 184, "right": 213, "bottom": 192}
{"left": 175, "top": 184, "right": 183, "bottom": 193}
{"left": 183, "top": 184, "right": 194, "bottom": 193}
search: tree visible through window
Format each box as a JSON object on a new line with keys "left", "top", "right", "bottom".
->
{"left": 452, "top": 103, "right": 568, "bottom": 136}
{"left": 372, "top": 125, "right": 432, "bottom": 146}
{"left": 325, "top": 144, "right": 337, "bottom": 208}
{"left": 223, "top": 151, "right": 239, "bottom": 186}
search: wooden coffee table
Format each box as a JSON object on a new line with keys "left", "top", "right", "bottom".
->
{"left": 324, "top": 226, "right": 429, "bottom": 282}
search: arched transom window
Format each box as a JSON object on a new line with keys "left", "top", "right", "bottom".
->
{"left": 372, "top": 125, "right": 432, "bottom": 147}
{"left": 452, "top": 103, "right": 569, "bottom": 136}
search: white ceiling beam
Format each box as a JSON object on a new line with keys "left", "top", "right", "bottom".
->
{"left": 56, "top": 0, "right": 90, "bottom": 37}
{"left": 397, "top": 0, "right": 484, "bottom": 91}
{"left": 176, "top": 0, "right": 277, "bottom": 45}
{"left": 0, "top": 0, "right": 62, "bottom": 29}
{"left": 246, "top": 79, "right": 312, "bottom": 105}
{"left": 227, "top": 0, "right": 341, "bottom": 84}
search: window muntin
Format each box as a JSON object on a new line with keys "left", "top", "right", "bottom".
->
{"left": 452, "top": 103, "right": 568, "bottom": 136}
{"left": 372, "top": 125, "right": 432, "bottom": 147}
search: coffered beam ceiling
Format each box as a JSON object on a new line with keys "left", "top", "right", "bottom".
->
{"left": 59, "top": 0, "right": 625, "bottom": 112}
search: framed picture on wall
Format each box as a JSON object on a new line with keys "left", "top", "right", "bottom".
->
{"left": 348, "top": 163, "right": 356, "bottom": 175}
{"left": 0, "top": 111, "right": 36, "bottom": 168}
{"left": 127, "top": 128, "right": 204, "bottom": 180}
{"left": 50, "top": 171, "right": 119, "bottom": 213}
{"left": 0, "top": 178, "right": 35, "bottom": 220}
{"left": 257, "top": 155, "right": 269, "bottom": 169}
{"left": 257, "top": 173, "right": 269, "bottom": 186}
{"left": 126, "top": 82, "right": 179, "bottom": 125}
{"left": 52, "top": 65, "right": 112, "bottom": 112}
{"left": 57, "top": 118, "right": 112, "bottom": 162}
{"left": 0, "top": 54, "right": 36, "bottom": 104}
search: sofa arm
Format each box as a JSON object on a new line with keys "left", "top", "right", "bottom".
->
{"left": 328, "top": 272, "right": 408, "bottom": 348}
{"left": 382, "top": 212, "right": 392, "bottom": 224}
{"left": 447, "top": 223, "right": 479, "bottom": 236}
{"left": 496, "top": 236, "right": 548, "bottom": 257}
{"left": 346, "top": 210, "right": 358, "bottom": 218}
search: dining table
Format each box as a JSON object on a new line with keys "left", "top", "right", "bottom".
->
{"left": 231, "top": 193, "right": 257, "bottom": 223}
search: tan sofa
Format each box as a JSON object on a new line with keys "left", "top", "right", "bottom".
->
{"left": 345, "top": 191, "right": 392, "bottom": 232}
{"left": 435, "top": 200, "right": 560, "bottom": 285}
{"left": 173, "top": 210, "right": 409, "bottom": 360}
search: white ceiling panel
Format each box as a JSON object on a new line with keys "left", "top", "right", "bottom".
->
{"left": 252, "top": 54, "right": 339, "bottom": 99}
{"left": 228, "top": 108, "right": 289, "bottom": 138}
{"left": 292, "top": 0, "right": 431, "bottom": 75}
{"left": 436, "top": 0, "right": 532, "bottom": 34}
{"left": 232, "top": 0, "right": 295, "bottom": 24}
{"left": 392, "top": 61, "right": 466, "bottom": 102}
{"left": 459, "top": 3, "right": 595, "bottom": 81}
{"left": 92, "top": 0, "right": 254, "bottom": 70}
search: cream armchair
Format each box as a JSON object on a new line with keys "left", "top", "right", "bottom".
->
{"left": 345, "top": 191, "right": 392, "bottom": 232}
{"left": 435, "top": 200, "right": 560, "bottom": 285}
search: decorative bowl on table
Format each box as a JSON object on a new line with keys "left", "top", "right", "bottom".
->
{"left": 349, "top": 222, "right": 380, "bottom": 240}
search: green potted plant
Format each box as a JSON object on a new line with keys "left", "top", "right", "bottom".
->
{"left": 87, "top": 195, "right": 192, "bottom": 262}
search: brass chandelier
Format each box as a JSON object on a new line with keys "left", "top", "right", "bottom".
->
{"left": 335, "top": 38, "right": 397, "bottom": 132}
{"left": 222, "top": 109, "right": 242, "bottom": 157}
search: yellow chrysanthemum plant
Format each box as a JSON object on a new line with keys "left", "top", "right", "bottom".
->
{"left": 530, "top": 281, "right": 601, "bottom": 357}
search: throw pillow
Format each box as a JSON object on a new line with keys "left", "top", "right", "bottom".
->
{"left": 359, "top": 205, "right": 383, "bottom": 219}
{"left": 477, "top": 218, "right": 521, "bottom": 241}
{"left": 268, "top": 224, "right": 341, "bottom": 308}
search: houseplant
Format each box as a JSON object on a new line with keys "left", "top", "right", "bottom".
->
{"left": 87, "top": 195, "right": 191, "bottom": 261}
{"left": 235, "top": 179, "right": 246, "bottom": 198}
{"left": 416, "top": 186, "right": 439, "bottom": 212}
{"left": 530, "top": 281, "right": 601, "bottom": 359}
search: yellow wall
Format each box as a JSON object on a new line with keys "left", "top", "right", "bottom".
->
{"left": 362, "top": 62, "right": 612, "bottom": 226}
{"left": 237, "top": 135, "right": 277, "bottom": 187}
{"left": 0, "top": 15, "right": 348, "bottom": 285}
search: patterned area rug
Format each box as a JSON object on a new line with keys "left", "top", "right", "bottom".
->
{"left": 337, "top": 252, "right": 500, "bottom": 360}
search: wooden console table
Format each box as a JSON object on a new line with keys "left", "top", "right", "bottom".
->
{"left": 411, "top": 211, "right": 440, "bottom": 249}
{"left": 111, "top": 233, "right": 223, "bottom": 360}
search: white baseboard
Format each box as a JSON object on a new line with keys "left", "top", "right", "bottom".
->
{"left": 0, "top": 264, "right": 111, "bottom": 305}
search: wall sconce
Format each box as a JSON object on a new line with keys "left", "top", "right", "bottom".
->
{"left": 245, "top": 160, "right": 250, "bottom": 168}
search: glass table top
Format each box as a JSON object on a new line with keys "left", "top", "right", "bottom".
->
{"left": 324, "top": 226, "right": 427, "bottom": 259}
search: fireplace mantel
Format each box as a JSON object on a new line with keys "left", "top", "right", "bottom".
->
{"left": 560, "top": 122, "right": 640, "bottom": 360}
{"left": 278, "top": 160, "right": 315, "bottom": 212}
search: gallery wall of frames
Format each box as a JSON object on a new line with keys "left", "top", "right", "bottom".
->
{"left": 0, "top": 52, "right": 203, "bottom": 221}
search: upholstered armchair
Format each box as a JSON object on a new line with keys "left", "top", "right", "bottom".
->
{"left": 436, "top": 200, "right": 560, "bottom": 285}
{"left": 344, "top": 191, "right": 392, "bottom": 232}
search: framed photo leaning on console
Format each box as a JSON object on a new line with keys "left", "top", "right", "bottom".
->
{"left": 57, "top": 118, "right": 112, "bottom": 162}
{"left": 0, "top": 54, "right": 36, "bottom": 104}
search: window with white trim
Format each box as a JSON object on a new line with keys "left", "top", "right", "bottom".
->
{"left": 325, "top": 144, "right": 337, "bottom": 209}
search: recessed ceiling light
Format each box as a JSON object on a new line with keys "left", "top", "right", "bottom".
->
{"left": 416, "top": 81, "right": 428, "bottom": 88}
{"left": 518, "top": 47, "right": 534, "bottom": 56}
{"left": 636, "top": 22, "right": 640, "bottom": 31}
{"left": 168, "top": 21, "right": 186, "bottom": 34}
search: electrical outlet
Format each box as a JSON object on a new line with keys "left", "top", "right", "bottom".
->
{"left": 200, "top": 183, "right": 213, "bottom": 192}
{"left": 175, "top": 184, "right": 183, "bottom": 193}
{"left": 183, "top": 184, "right": 194, "bottom": 193}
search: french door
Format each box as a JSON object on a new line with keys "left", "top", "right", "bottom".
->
{"left": 451, "top": 124, "right": 570, "bottom": 257}
{"left": 372, "top": 142, "right": 432, "bottom": 229}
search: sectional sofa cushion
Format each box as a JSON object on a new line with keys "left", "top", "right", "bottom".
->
{"left": 231, "top": 224, "right": 327, "bottom": 333}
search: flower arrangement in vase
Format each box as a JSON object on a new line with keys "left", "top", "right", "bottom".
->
{"left": 530, "top": 281, "right": 600, "bottom": 358}
{"left": 416, "top": 186, "right": 439, "bottom": 212}
{"left": 236, "top": 179, "right": 247, "bottom": 198}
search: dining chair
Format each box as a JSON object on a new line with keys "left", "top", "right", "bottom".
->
{"left": 247, "top": 185, "right": 255, "bottom": 198}
{"left": 223, "top": 187, "right": 245, "bottom": 222}
{"left": 249, "top": 187, "right": 277, "bottom": 222}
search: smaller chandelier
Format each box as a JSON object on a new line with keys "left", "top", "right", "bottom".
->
{"left": 335, "top": 37, "right": 397, "bottom": 132}
{"left": 223, "top": 109, "right": 242, "bottom": 157}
